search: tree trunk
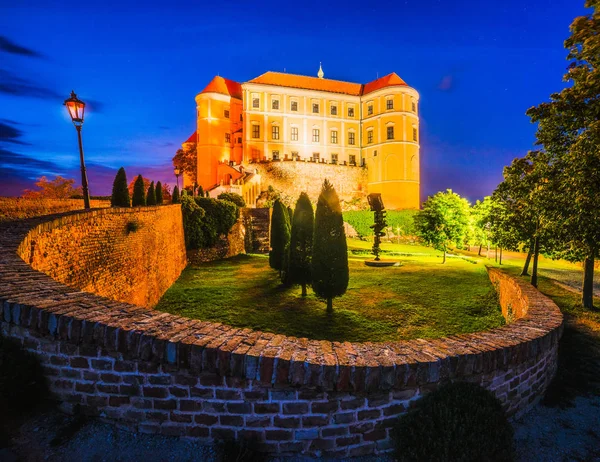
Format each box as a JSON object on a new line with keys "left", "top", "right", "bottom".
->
{"left": 478, "top": 244, "right": 482, "bottom": 256}
{"left": 442, "top": 246, "right": 446, "bottom": 264}
{"left": 531, "top": 235, "right": 540, "bottom": 288}
{"left": 582, "top": 254, "right": 595, "bottom": 309}
{"left": 301, "top": 283, "right": 307, "bottom": 297}
{"left": 326, "top": 297, "right": 333, "bottom": 313}
{"left": 520, "top": 240, "right": 534, "bottom": 276}
{"left": 499, "top": 247, "right": 503, "bottom": 265}
{"left": 486, "top": 245, "right": 490, "bottom": 259}
{"left": 495, "top": 246, "right": 498, "bottom": 262}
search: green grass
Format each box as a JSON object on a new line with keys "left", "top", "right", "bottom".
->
{"left": 155, "top": 239, "right": 504, "bottom": 342}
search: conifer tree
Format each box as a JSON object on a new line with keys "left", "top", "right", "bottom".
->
{"left": 311, "top": 180, "right": 348, "bottom": 312}
{"left": 155, "top": 181, "right": 163, "bottom": 204}
{"left": 110, "top": 167, "right": 130, "bottom": 207}
{"left": 269, "top": 199, "right": 291, "bottom": 276}
{"left": 289, "top": 192, "right": 314, "bottom": 296}
{"left": 198, "top": 185, "right": 204, "bottom": 198}
{"left": 132, "top": 174, "right": 146, "bottom": 207}
{"left": 172, "top": 185, "right": 180, "bottom": 204}
{"left": 146, "top": 181, "right": 156, "bottom": 206}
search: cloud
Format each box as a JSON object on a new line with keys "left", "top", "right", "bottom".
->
{"left": 0, "top": 69, "right": 62, "bottom": 100}
{"left": 0, "top": 121, "right": 31, "bottom": 145}
{"left": 0, "top": 36, "right": 44, "bottom": 59}
{"left": 0, "top": 147, "right": 59, "bottom": 172}
{"left": 438, "top": 75, "right": 455, "bottom": 92}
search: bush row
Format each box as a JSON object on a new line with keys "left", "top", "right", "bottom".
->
{"left": 343, "top": 209, "right": 418, "bottom": 240}
{"left": 181, "top": 194, "right": 241, "bottom": 249}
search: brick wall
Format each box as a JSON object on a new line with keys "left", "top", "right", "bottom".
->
{"left": 0, "top": 197, "right": 110, "bottom": 222}
{"left": 17, "top": 206, "right": 186, "bottom": 307}
{"left": 254, "top": 161, "right": 369, "bottom": 209}
{"left": 0, "top": 212, "right": 564, "bottom": 458}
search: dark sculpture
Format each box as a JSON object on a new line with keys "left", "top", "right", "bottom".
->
{"left": 367, "top": 193, "right": 387, "bottom": 261}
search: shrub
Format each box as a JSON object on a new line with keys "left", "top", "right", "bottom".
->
{"left": 0, "top": 334, "right": 48, "bottom": 414}
{"left": 180, "top": 195, "right": 206, "bottom": 249}
{"left": 269, "top": 199, "right": 291, "bottom": 274}
{"left": 126, "top": 221, "right": 139, "bottom": 233}
{"left": 172, "top": 185, "right": 180, "bottom": 204}
{"left": 343, "top": 209, "right": 418, "bottom": 240}
{"left": 110, "top": 167, "right": 130, "bottom": 207}
{"left": 312, "top": 180, "right": 348, "bottom": 312}
{"left": 217, "top": 192, "right": 246, "bottom": 208}
{"left": 132, "top": 175, "right": 146, "bottom": 207}
{"left": 392, "top": 382, "right": 514, "bottom": 462}
{"left": 146, "top": 181, "right": 157, "bottom": 206}
{"left": 155, "top": 181, "right": 163, "bottom": 204}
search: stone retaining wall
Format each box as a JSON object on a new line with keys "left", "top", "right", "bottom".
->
{"left": 0, "top": 197, "right": 110, "bottom": 222}
{"left": 0, "top": 210, "right": 563, "bottom": 458}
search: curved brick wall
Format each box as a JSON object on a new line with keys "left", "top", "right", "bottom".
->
{"left": 0, "top": 209, "right": 563, "bottom": 458}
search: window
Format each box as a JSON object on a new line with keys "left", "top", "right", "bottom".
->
{"left": 312, "top": 103, "right": 319, "bottom": 114}
{"left": 367, "top": 130, "right": 373, "bottom": 144}
{"left": 240, "top": 114, "right": 243, "bottom": 121}
{"left": 272, "top": 150, "right": 279, "bottom": 160}
{"left": 374, "top": 150, "right": 378, "bottom": 157}
{"left": 224, "top": 109, "right": 230, "bottom": 118}
{"left": 413, "top": 127, "right": 418, "bottom": 141}
{"left": 348, "top": 107, "right": 354, "bottom": 117}
{"left": 331, "top": 130, "right": 338, "bottom": 144}
{"left": 272, "top": 125, "right": 279, "bottom": 140}
{"left": 349, "top": 154, "right": 356, "bottom": 165}
{"left": 348, "top": 132, "right": 355, "bottom": 145}
{"left": 412, "top": 101, "right": 416, "bottom": 112}
{"left": 272, "top": 99, "right": 279, "bottom": 110}
{"left": 291, "top": 126, "right": 298, "bottom": 141}
{"left": 331, "top": 105, "right": 337, "bottom": 116}
{"left": 387, "top": 127, "right": 394, "bottom": 140}
{"left": 237, "top": 137, "right": 242, "bottom": 143}
{"left": 312, "top": 128, "right": 320, "bottom": 142}
{"left": 331, "top": 153, "right": 338, "bottom": 164}
{"left": 312, "top": 152, "right": 320, "bottom": 162}
{"left": 386, "top": 99, "right": 393, "bottom": 110}
{"left": 367, "top": 104, "right": 373, "bottom": 115}
{"left": 225, "top": 133, "right": 231, "bottom": 143}
{"left": 252, "top": 98, "right": 259, "bottom": 108}
{"left": 291, "top": 101, "right": 298, "bottom": 111}
{"left": 252, "top": 124, "right": 260, "bottom": 138}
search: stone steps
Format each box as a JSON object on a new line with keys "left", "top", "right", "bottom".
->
{"left": 245, "top": 208, "right": 270, "bottom": 254}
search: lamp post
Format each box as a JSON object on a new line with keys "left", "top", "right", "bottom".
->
{"left": 64, "top": 91, "right": 91, "bottom": 209}
{"left": 174, "top": 167, "right": 181, "bottom": 191}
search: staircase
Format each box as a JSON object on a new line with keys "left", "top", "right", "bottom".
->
{"left": 245, "top": 208, "right": 270, "bottom": 254}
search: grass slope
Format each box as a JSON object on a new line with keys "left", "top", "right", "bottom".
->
{"left": 155, "top": 240, "right": 504, "bottom": 343}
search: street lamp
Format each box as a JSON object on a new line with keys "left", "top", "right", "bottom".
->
{"left": 174, "top": 167, "right": 181, "bottom": 191}
{"left": 64, "top": 91, "right": 91, "bottom": 209}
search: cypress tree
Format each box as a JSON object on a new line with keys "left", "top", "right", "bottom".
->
{"left": 269, "top": 199, "right": 291, "bottom": 276}
{"left": 155, "top": 181, "right": 163, "bottom": 204}
{"left": 132, "top": 175, "right": 146, "bottom": 207}
{"left": 198, "top": 185, "right": 204, "bottom": 198}
{"left": 172, "top": 185, "right": 180, "bottom": 204}
{"left": 288, "top": 192, "right": 314, "bottom": 296}
{"left": 146, "top": 181, "right": 156, "bottom": 206}
{"left": 311, "top": 180, "right": 349, "bottom": 312}
{"left": 287, "top": 206, "right": 293, "bottom": 222}
{"left": 110, "top": 167, "right": 130, "bottom": 207}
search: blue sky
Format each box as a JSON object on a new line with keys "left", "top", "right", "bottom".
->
{"left": 0, "top": 0, "right": 588, "bottom": 201}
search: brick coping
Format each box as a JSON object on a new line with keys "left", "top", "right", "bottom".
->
{"left": 0, "top": 208, "right": 564, "bottom": 393}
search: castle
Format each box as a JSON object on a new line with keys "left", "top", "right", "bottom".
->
{"left": 181, "top": 65, "right": 420, "bottom": 209}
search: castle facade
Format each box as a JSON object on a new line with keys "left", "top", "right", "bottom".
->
{"left": 183, "top": 66, "right": 420, "bottom": 209}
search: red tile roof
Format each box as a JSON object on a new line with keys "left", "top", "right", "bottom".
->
{"left": 362, "top": 73, "right": 407, "bottom": 95}
{"left": 183, "top": 132, "right": 197, "bottom": 144}
{"left": 199, "top": 76, "right": 243, "bottom": 99}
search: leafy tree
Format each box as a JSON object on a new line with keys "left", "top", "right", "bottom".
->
{"left": 110, "top": 167, "right": 130, "bottom": 207}
{"left": 146, "top": 181, "right": 156, "bottom": 206}
{"left": 269, "top": 199, "right": 291, "bottom": 276}
{"left": 172, "top": 142, "right": 198, "bottom": 181}
{"left": 180, "top": 195, "right": 206, "bottom": 249}
{"left": 311, "top": 180, "right": 349, "bottom": 312}
{"left": 23, "top": 175, "right": 82, "bottom": 199}
{"left": 471, "top": 197, "right": 493, "bottom": 257}
{"left": 172, "top": 185, "right": 180, "bottom": 204}
{"left": 414, "top": 190, "right": 470, "bottom": 264}
{"left": 526, "top": 0, "right": 600, "bottom": 308}
{"left": 288, "top": 193, "right": 314, "bottom": 296}
{"left": 217, "top": 192, "right": 245, "bottom": 208}
{"left": 195, "top": 197, "right": 239, "bottom": 247}
{"left": 155, "top": 181, "right": 163, "bottom": 204}
{"left": 132, "top": 175, "right": 146, "bottom": 207}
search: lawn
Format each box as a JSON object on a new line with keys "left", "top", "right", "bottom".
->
{"left": 154, "top": 240, "right": 505, "bottom": 342}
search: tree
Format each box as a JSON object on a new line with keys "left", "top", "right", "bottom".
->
{"left": 525, "top": 0, "right": 600, "bottom": 307}
{"left": 311, "top": 180, "right": 349, "bottom": 312}
{"left": 146, "top": 181, "right": 156, "bottom": 206}
{"left": 132, "top": 175, "right": 146, "bottom": 207}
{"left": 172, "top": 185, "right": 180, "bottom": 204}
{"left": 471, "top": 197, "right": 493, "bottom": 257}
{"left": 155, "top": 181, "right": 163, "bottom": 204}
{"left": 269, "top": 199, "right": 291, "bottom": 277}
{"left": 197, "top": 185, "right": 205, "bottom": 198}
{"left": 128, "top": 176, "right": 151, "bottom": 197}
{"left": 414, "top": 190, "right": 470, "bottom": 264}
{"left": 172, "top": 143, "right": 198, "bottom": 181}
{"left": 23, "top": 175, "right": 82, "bottom": 199}
{"left": 217, "top": 192, "right": 245, "bottom": 208}
{"left": 110, "top": 167, "right": 130, "bottom": 207}
{"left": 288, "top": 192, "right": 314, "bottom": 296}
